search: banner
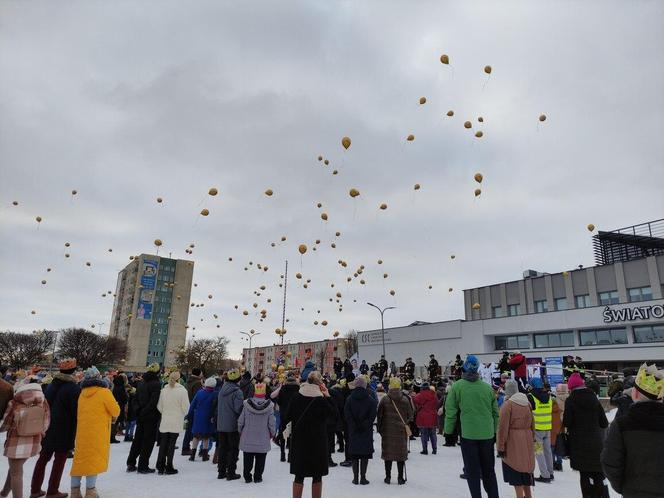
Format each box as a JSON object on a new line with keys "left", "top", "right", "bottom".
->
{"left": 544, "top": 356, "right": 564, "bottom": 386}
{"left": 140, "top": 260, "right": 158, "bottom": 290}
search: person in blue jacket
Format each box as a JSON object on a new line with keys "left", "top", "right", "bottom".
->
{"left": 187, "top": 377, "right": 217, "bottom": 462}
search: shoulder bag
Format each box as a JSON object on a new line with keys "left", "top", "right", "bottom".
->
{"left": 389, "top": 396, "right": 412, "bottom": 438}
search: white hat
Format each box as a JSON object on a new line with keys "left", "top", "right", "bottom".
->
{"left": 204, "top": 377, "right": 217, "bottom": 388}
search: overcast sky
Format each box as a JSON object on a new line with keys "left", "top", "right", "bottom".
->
{"left": 1, "top": 0, "right": 663, "bottom": 358}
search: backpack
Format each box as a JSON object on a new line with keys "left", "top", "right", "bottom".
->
{"left": 15, "top": 403, "right": 46, "bottom": 436}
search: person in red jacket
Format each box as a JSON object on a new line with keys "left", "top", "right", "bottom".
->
{"left": 509, "top": 352, "right": 528, "bottom": 392}
{"left": 414, "top": 382, "right": 438, "bottom": 455}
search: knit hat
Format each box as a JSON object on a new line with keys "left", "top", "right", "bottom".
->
{"left": 58, "top": 358, "right": 77, "bottom": 371}
{"left": 389, "top": 377, "right": 402, "bottom": 389}
{"left": 84, "top": 366, "right": 101, "bottom": 379}
{"left": 204, "top": 377, "right": 217, "bottom": 388}
{"left": 634, "top": 362, "right": 664, "bottom": 400}
{"left": 567, "top": 372, "right": 585, "bottom": 390}
{"left": 463, "top": 355, "right": 480, "bottom": 373}
{"left": 147, "top": 362, "right": 160, "bottom": 373}
{"left": 254, "top": 383, "right": 266, "bottom": 398}
{"left": 530, "top": 377, "right": 544, "bottom": 389}
{"left": 504, "top": 379, "right": 518, "bottom": 399}
{"left": 226, "top": 369, "right": 241, "bottom": 382}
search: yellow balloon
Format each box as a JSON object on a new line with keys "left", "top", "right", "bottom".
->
{"left": 484, "top": 65, "right": 492, "bottom": 74}
{"left": 200, "top": 208, "right": 209, "bottom": 216}
{"left": 563, "top": 271, "right": 570, "bottom": 277}
{"left": 419, "top": 97, "right": 427, "bottom": 105}
{"left": 587, "top": 223, "right": 595, "bottom": 232}
{"left": 474, "top": 173, "right": 483, "bottom": 183}
{"left": 341, "top": 136, "right": 351, "bottom": 150}
{"left": 406, "top": 134, "right": 415, "bottom": 141}
{"left": 265, "top": 189, "right": 274, "bottom": 196}
{"left": 440, "top": 54, "right": 450, "bottom": 65}
{"left": 464, "top": 121, "right": 472, "bottom": 129}
{"left": 446, "top": 110, "right": 454, "bottom": 117}
{"left": 154, "top": 239, "right": 162, "bottom": 247}
{"left": 539, "top": 114, "right": 547, "bottom": 122}
{"left": 474, "top": 188, "right": 482, "bottom": 197}
{"left": 414, "top": 183, "right": 421, "bottom": 190}
{"left": 208, "top": 187, "right": 218, "bottom": 196}
{"left": 321, "top": 212, "right": 328, "bottom": 221}
{"left": 298, "top": 244, "right": 307, "bottom": 255}
{"left": 475, "top": 131, "right": 484, "bottom": 138}
{"left": 472, "top": 302, "right": 481, "bottom": 310}
{"left": 349, "top": 188, "right": 360, "bottom": 198}
{"left": 379, "top": 203, "right": 387, "bottom": 210}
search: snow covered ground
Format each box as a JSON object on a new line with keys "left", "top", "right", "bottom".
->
{"left": 0, "top": 429, "right": 619, "bottom": 498}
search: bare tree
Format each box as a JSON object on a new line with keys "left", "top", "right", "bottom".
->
{"left": 57, "top": 328, "right": 128, "bottom": 368}
{"left": 174, "top": 336, "right": 229, "bottom": 376}
{"left": 0, "top": 330, "right": 56, "bottom": 369}
{"left": 344, "top": 330, "right": 358, "bottom": 358}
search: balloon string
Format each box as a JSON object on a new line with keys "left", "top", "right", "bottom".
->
{"left": 482, "top": 73, "right": 492, "bottom": 92}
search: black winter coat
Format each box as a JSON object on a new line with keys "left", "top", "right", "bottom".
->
{"left": 344, "top": 388, "right": 377, "bottom": 458}
{"left": 601, "top": 401, "right": 664, "bottom": 498}
{"left": 610, "top": 391, "right": 634, "bottom": 418}
{"left": 329, "top": 387, "right": 345, "bottom": 432}
{"left": 563, "top": 388, "right": 608, "bottom": 472}
{"left": 283, "top": 390, "right": 336, "bottom": 478}
{"left": 42, "top": 375, "right": 80, "bottom": 452}
{"left": 276, "top": 382, "right": 300, "bottom": 431}
{"left": 136, "top": 371, "right": 161, "bottom": 423}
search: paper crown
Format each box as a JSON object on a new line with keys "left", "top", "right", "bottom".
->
{"left": 58, "top": 358, "right": 77, "bottom": 370}
{"left": 254, "top": 383, "right": 266, "bottom": 397}
{"left": 635, "top": 362, "right": 664, "bottom": 400}
{"left": 226, "top": 369, "right": 240, "bottom": 381}
{"left": 147, "top": 362, "right": 160, "bottom": 373}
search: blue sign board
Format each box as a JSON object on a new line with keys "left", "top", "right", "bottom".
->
{"left": 140, "top": 260, "right": 158, "bottom": 290}
{"left": 544, "top": 356, "right": 564, "bottom": 386}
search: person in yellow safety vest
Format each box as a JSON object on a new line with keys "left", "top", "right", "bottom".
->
{"left": 527, "top": 377, "right": 555, "bottom": 483}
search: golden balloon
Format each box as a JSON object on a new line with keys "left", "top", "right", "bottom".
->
{"left": 154, "top": 239, "right": 162, "bottom": 247}
{"left": 587, "top": 223, "right": 596, "bottom": 232}
{"left": 419, "top": 97, "right": 427, "bottom": 105}
{"left": 298, "top": 244, "right": 308, "bottom": 255}
{"left": 157, "top": 197, "right": 163, "bottom": 203}
{"left": 484, "top": 65, "right": 492, "bottom": 74}
{"left": 379, "top": 203, "right": 387, "bottom": 210}
{"left": 208, "top": 187, "right": 218, "bottom": 196}
{"left": 324, "top": 159, "right": 329, "bottom": 165}
{"left": 200, "top": 208, "right": 209, "bottom": 216}
{"left": 321, "top": 212, "right": 328, "bottom": 221}
{"left": 36, "top": 216, "right": 42, "bottom": 223}
{"left": 341, "top": 136, "right": 351, "bottom": 150}
{"left": 389, "top": 290, "right": 395, "bottom": 296}
{"left": 349, "top": 188, "right": 360, "bottom": 198}
{"left": 474, "top": 188, "right": 482, "bottom": 197}
{"left": 414, "top": 184, "right": 421, "bottom": 190}
{"left": 478, "top": 116, "right": 484, "bottom": 123}
{"left": 539, "top": 114, "right": 547, "bottom": 122}
{"left": 475, "top": 131, "right": 484, "bottom": 138}
{"left": 440, "top": 54, "right": 450, "bottom": 65}
{"left": 446, "top": 110, "right": 454, "bottom": 117}
{"left": 472, "top": 302, "right": 481, "bottom": 310}
{"left": 406, "top": 134, "right": 415, "bottom": 141}
{"left": 474, "top": 173, "right": 483, "bottom": 183}
{"left": 265, "top": 189, "right": 274, "bottom": 196}
{"left": 464, "top": 121, "right": 472, "bottom": 129}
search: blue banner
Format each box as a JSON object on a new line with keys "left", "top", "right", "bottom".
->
{"left": 137, "top": 288, "right": 154, "bottom": 320}
{"left": 141, "top": 260, "right": 158, "bottom": 290}
{"left": 544, "top": 356, "right": 564, "bottom": 386}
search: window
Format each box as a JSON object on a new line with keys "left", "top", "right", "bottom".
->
{"left": 575, "top": 295, "right": 591, "bottom": 308}
{"left": 508, "top": 304, "right": 521, "bottom": 316}
{"left": 579, "top": 328, "right": 627, "bottom": 346}
{"left": 494, "top": 335, "right": 530, "bottom": 351}
{"left": 535, "top": 300, "right": 548, "bottom": 313}
{"left": 554, "top": 298, "right": 568, "bottom": 311}
{"left": 628, "top": 286, "right": 653, "bottom": 302}
{"left": 599, "top": 291, "right": 620, "bottom": 305}
{"left": 492, "top": 306, "right": 504, "bottom": 318}
{"left": 633, "top": 325, "right": 664, "bottom": 343}
{"left": 534, "top": 331, "right": 574, "bottom": 348}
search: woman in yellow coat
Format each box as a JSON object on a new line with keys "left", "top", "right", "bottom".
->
{"left": 70, "top": 367, "right": 120, "bottom": 498}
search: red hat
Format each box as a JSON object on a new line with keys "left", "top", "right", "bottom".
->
{"left": 59, "top": 358, "right": 77, "bottom": 371}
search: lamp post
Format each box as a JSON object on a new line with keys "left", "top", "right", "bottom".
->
{"left": 240, "top": 330, "right": 261, "bottom": 375}
{"left": 367, "top": 302, "right": 395, "bottom": 359}
{"left": 96, "top": 322, "right": 105, "bottom": 335}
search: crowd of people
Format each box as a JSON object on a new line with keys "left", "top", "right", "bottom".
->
{"left": 0, "top": 351, "right": 662, "bottom": 498}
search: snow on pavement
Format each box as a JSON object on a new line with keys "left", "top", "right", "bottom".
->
{"left": 0, "top": 431, "right": 618, "bottom": 498}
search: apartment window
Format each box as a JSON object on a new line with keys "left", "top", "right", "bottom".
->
{"left": 494, "top": 334, "right": 530, "bottom": 351}
{"left": 579, "top": 328, "right": 628, "bottom": 346}
{"left": 575, "top": 295, "right": 591, "bottom": 308}
{"left": 492, "top": 306, "right": 504, "bottom": 318}
{"left": 633, "top": 325, "right": 664, "bottom": 343}
{"left": 628, "top": 286, "right": 653, "bottom": 303}
{"left": 599, "top": 291, "right": 620, "bottom": 305}
{"left": 535, "top": 300, "right": 548, "bottom": 313}
{"left": 554, "top": 298, "right": 568, "bottom": 311}
{"left": 534, "top": 331, "right": 574, "bottom": 348}
{"left": 508, "top": 304, "right": 521, "bottom": 317}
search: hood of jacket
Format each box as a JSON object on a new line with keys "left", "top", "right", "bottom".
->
{"left": 625, "top": 400, "right": 664, "bottom": 431}
{"left": 80, "top": 378, "right": 108, "bottom": 394}
{"left": 530, "top": 388, "right": 550, "bottom": 404}
{"left": 350, "top": 386, "right": 369, "bottom": 402}
{"left": 13, "top": 383, "right": 44, "bottom": 403}
{"left": 462, "top": 371, "right": 480, "bottom": 382}
{"left": 220, "top": 380, "right": 240, "bottom": 397}
{"left": 387, "top": 388, "right": 404, "bottom": 401}
{"left": 245, "top": 398, "right": 273, "bottom": 414}
{"left": 509, "top": 392, "right": 530, "bottom": 407}
{"left": 53, "top": 372, "right": 77, "bottom": 384}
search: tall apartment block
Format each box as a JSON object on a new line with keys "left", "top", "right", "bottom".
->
{"left": 109, "top": 254, "right": 194, "bottom": 371}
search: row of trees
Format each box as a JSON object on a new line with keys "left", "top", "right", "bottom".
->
{"left": 0, "top": 328, "right": 128, "bottom": 369}
{"left": 173, "top": 336, "right": 232, "bottom": 375}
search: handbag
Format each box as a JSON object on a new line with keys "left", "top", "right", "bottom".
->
{"left": 554, "top": 431, "right": 570, "bottom": 458}
{"left": 389, "top": 397, "right": 412, "bottom": 438}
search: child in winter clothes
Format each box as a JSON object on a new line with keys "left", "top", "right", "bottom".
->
{"left": 187, "top": 377, "right": 217, "bottom": 462}
{"left": 238, "top": 383, "right": 276, "bottom": 483}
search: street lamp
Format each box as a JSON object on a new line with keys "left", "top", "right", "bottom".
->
{"left": 367, "top": 302, "right": 395, "bottom": 359}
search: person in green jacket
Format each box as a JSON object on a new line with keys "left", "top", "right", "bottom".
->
{"left": 444, "top": 355, "right": 499, "bottom": 498}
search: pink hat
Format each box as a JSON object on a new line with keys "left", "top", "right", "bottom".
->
{"left": 567, "top": 372, "right": 585, "bottom": 391}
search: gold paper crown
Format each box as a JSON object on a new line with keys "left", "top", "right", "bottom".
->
{"left": 635, "top": 362, "right": 664, "bottom": 400}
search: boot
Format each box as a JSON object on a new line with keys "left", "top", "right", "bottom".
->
{"left": 397, "top": 461, "right": 406, "bottom": 485}
{"left": 360, "top": 459, "right": 369, "bottom": 485}
{"left": 180, "top": 447, "right": 191, "bottom": 456}
{"left": 188, "top": 452, "right": 196, "bottom": 462}
{"left": 352, "top": 460, "right": 359, "bottom": 485}
{"left": 70, "top": 488, "right": 83, "bottom": 498}
{"left": 312, "top": 481, "right": 322, "bottom": 498}
{"left": 201, "top": 449, "right": 210, "bottom": 462}
{"left": 292, "top": 482, "right": 304, "bottom": 498}
{"left": 84, "top": 489, "right": 99, "bottom": 498}
{"left": 212, "top": 448, "right": 219, "bottom": 465}
{"left": 384, "top": 460, "right": 392, "bottom": 484}
{"left": 553, "top": 461, "right": 563, "bottom": 471}
{"left": 328, "top": 456, "right": 337, "bottom": 467}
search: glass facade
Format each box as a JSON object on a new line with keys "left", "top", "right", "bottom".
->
{"left": 633, "top": 325, "right": 664, "bottom": 343}
{"left": 146, "top": 258, "right": 176, "bottom": 366}
{"left": 628, "top": 286, "right": 653, "bottom": 302}
{"left": 534, "top": 331, "right": 574, "bottom": 348}
{"left": 535, "top": 300, "right": 548, "bottom": 313}
{"left": 494, "top": 335, "right": 530, "bottom": 350}
{"left": 508, "top": 304, "right": 520, "bottom": 316}
{"left": 579, "top": 328, "right": 627, "bottom": 346}
{"left": 554, "top": 297, "right": 568, "bottom": 311}
{"left": 575, "top": 294, "right": 591, "bottom": 308}
{"left": 599, "top": 291, "right": 620, "bottom": 305}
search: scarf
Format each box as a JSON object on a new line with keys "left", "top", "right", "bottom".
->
{"left": 299, "top": 382, "right": 323, "bottom": 398}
